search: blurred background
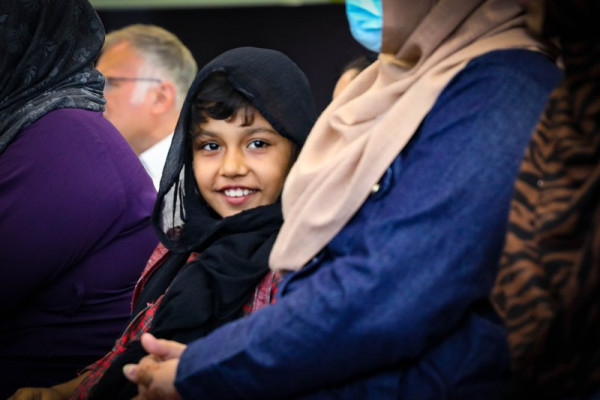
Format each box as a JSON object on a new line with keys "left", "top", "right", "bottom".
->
{"left": 91, "top": 0, "right": 366, "bottom": 113}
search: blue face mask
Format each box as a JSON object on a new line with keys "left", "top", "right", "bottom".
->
{"left": 346, "top": 0, "right": 383, "bottom": 53}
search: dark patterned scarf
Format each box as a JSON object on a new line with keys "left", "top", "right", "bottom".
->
{"left": 0, "top": 0, "right": 105, "bottom": 155}
{"left": 492, "top": 1, "right": 600, "bottom": 398}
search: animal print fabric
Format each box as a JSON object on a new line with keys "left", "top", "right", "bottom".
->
{"left": 492, "top": 37, "right": 600, "bottom": 397}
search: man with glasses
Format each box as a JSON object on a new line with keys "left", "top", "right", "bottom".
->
{"left": 97, "top": 24, "right": 197, "bottom": 190}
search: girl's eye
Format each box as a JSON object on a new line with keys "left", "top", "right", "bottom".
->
{"left": 248, "top": 140, "right": 268, "bottom": 149}
{"left": 200, "top": 142, "right": 220, "bottom": 151}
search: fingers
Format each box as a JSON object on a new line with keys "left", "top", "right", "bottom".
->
{"left": 123, "top": 363, "right": 153, "bottom": 387}
{"left": 9, "top": 387, "right": 39, "bottom": 400}
{"left": 123, "top": 340, "right": 166, "bottom": 386}
{"left": 123, "top": 357, "right": 180, "bottom": 400}
{"left": 132, "top": 387, "right": 170, "bottom": 400}
{"left": 124, "top": 354, "right": 160, "bottom": 389}
{"left": 123, "top": 363, "right": 137, "bottom": 383}
{"left": 7, "top": 387, "right": 61, "bottom": 400}
{"left": 124, "top": 361, "right": 154, "bottom": 399}
{"left": 140, "top": 333, "right": 186, "bottom": 360}
{"left": 7, "top": 387, "right": 27, "bottom": 400}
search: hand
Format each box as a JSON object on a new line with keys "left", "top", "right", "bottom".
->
{"left": 123, "top": 333, "right": 186, "bottom": 400}
{"left": 8, "top": 371, "right": 87, "bottom": 400}
{"left": 138, "top": 332, "right": 187, "bottom": 361}
{"left": 7, "top": 387, "right": 64, "bottom": 400}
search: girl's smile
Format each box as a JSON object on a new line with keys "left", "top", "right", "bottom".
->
{"left": 219, "top": 186, "right": 258, "bottom": 206}
{"left": 192, "top": 111, "right": 294, "bottom": 218}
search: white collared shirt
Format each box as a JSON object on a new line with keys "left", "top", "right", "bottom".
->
{"left": 139, "top": 133, "right": 173, "bottom": 191}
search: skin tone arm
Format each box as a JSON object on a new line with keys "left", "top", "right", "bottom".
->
{"left": 123, "top": 333, "right": 185, "bottom": 400}
{"left": 8, "top": 372, "right": 88, "bottom": 400}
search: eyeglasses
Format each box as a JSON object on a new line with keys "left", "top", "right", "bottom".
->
{"left": 104, "top": 76, "right": 162, "bottom": 91}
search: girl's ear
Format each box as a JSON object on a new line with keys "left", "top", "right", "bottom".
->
{"left": 150, "top": 81, "right": 176, "bottom": 114}
{"left": 290, "top": 143, "right": 300, "bottom": 163}
{"left": 287, "top": 143, "right": 300, "bottom": 168}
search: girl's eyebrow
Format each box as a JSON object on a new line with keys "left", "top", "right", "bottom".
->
{"left": 245, "top": 126, "right": 278, "bottom": 135}
{"left": 192, "top": 126, "right": 278, "bottom": 139}
{"left": 194, "top": 130, "right": 218, "bottom": 138}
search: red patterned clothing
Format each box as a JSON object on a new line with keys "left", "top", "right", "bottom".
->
{"left": 70, "top": 297, "right": 163, "bottom": 400}
{"left": 70, "top": 243, "right": 279, "bottom": 400}
{"left": 244, "top": 268, "right": 281, "bottom": 314}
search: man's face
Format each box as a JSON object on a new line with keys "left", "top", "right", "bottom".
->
{"left": 96, "top": 42, "right": 155, "bottom": 154}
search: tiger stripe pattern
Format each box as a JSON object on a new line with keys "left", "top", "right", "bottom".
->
{"left": 492, "top": 33, "right": 600, "bottom": 398}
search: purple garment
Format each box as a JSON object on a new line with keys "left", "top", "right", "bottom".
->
{"left": 0, "top": 109, "right": 158, "bottom": 396}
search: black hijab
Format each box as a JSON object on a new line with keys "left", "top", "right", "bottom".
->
{"left": 0, "top": 0, "right": 106, "bottom": 155}
{"left": 89, "top": 47, "right": 316, "bottom": 399}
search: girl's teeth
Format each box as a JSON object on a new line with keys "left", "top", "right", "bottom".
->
{"left": 224, "top": 188, "right": 253, "bottom": 197}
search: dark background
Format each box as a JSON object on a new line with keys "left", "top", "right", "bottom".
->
{"left": 97, "top": 4, "right": 368, "bottom": 113}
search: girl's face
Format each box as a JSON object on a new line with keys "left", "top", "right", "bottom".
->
{"left": 192, "top": 111, "right": 294, "bottom": 218}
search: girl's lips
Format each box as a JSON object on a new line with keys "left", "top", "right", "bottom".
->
{"left": 220, "top": 188, "right": 257, "bottom": 206}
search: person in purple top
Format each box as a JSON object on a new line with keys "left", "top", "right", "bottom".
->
{"left": 0, "top": 0, "right": 158, "bottom": 397}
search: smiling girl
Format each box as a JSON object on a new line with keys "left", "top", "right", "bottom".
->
{"left": 9, "top": 47, "right": 316, "bottom": 400}
{"left": 189, "top": 72, "right": 297, "bottom": 219}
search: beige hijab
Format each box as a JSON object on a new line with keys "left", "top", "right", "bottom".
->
{"left": 270, "top": 0, "right": 549, "bottom": 272}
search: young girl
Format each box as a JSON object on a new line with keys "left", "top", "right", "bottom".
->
{"left": 9, "top": 46, "right": 316, "bottom": 400}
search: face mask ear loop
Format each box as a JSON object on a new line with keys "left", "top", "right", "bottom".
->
{"left": 379, "top": 53, "right": 418, "bottom": 70}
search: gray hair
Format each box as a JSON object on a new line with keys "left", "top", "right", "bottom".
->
{"left": 103, "top": 24, "right": 197, "bottom": 108}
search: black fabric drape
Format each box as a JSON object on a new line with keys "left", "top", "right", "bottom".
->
{"left": 0, "top": 0, "right": 105, "bottom": 155}
{"left": 90, "top": 202, "right": 282, "bottom": 400}
{"left": 155, "top": 47, "right": 317, "bottom": 250}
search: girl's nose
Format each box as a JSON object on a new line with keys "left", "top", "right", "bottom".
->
{"left": 219, "top": 148, "right": 248, "bottom": 177}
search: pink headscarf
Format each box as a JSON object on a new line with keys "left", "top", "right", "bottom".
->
{"left": 270, "top": 0, "right": 550, "bottom": 272}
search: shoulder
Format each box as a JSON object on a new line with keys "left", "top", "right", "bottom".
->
{"left": 461, "top": 49, "right": 561, "bottom": 89}
{"left": 9, "top": 108, "right": 155, "bottom": 221}
{"left": 45, "top": 108, "right": 152, "bottom": 188}
{"left": 20, "top": 108, "right": 129, "bottom": 165}
{"left": 421, "top": 49, "right": 561, "bottom": 146}
{"left": 27, "top": 109, "right": 138, "bottom": 164}
{"left": 436, "top": 49, "right": 561, "bottom": 110}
